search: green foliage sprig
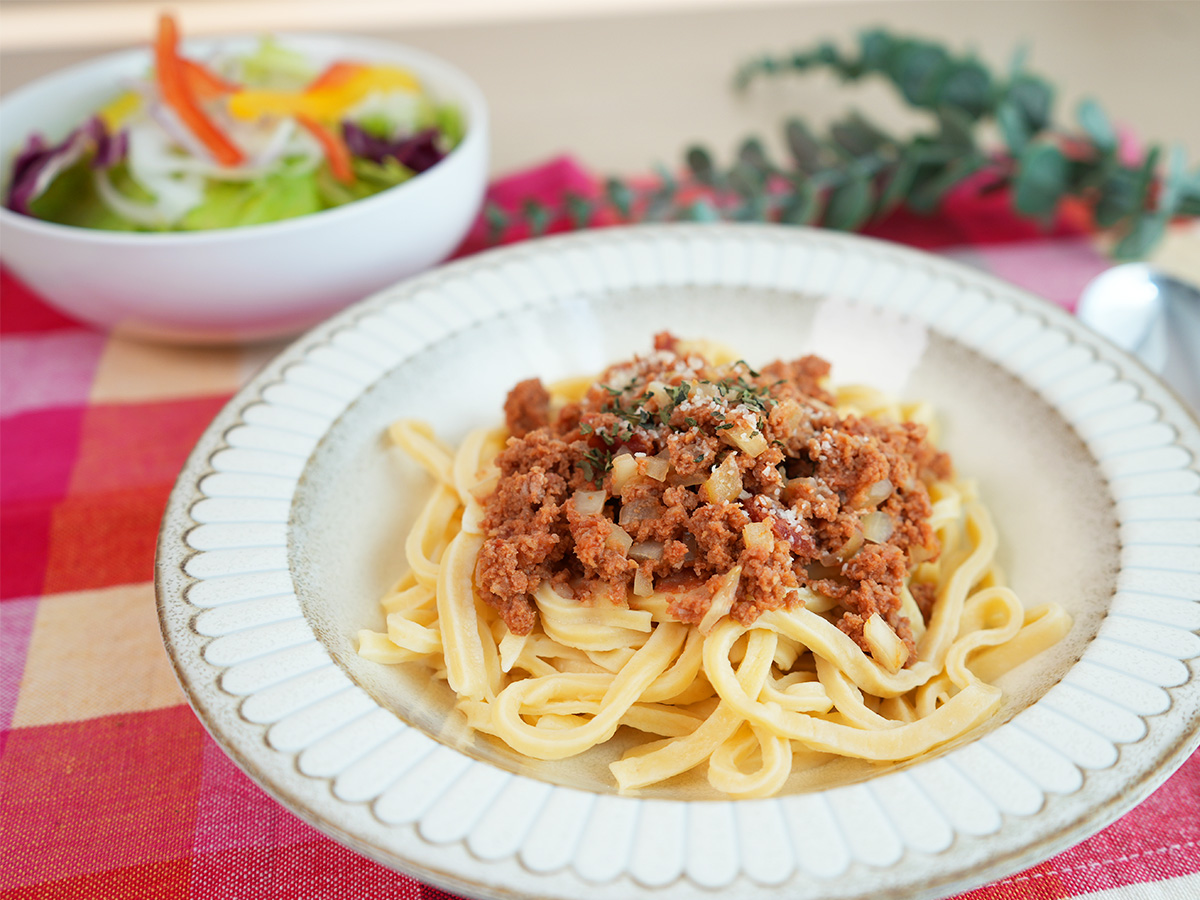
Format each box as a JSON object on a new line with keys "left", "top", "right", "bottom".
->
{"left": 486, "top": 30, "right": 1200, "bottom": 259}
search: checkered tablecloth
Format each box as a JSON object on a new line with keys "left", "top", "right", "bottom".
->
{"left": 1, "top": 157, "right": 1197, "bottom": 899}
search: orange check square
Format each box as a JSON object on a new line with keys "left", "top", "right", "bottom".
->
{"left": 67, "top": 396, "right": 229, "bottom": 497}
{"left": 43, "top": 485, "right": 170, "bottom": 595}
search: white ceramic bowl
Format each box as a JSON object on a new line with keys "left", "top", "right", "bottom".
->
{"left": 0, "top": 34, "right": 489, "bottom": 343}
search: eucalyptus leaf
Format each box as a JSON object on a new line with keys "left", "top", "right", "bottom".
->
{"left": 606, "top": 178, "right": 634, "bottom": 219}
{"left": 908, "top": 154, "right": 984, "bottom": 212}
{"left": 684, "top": 197, "right": 722, "bottom": 222}
{"left": 564, "top": 192, "right": 595, "bottom": 230}
{"left": 878, "top": 154, "right": 919, "bottom": 214}
{"left": 1094, "top": 167, "right": 1139, "bottom": 228}
{"left": 653, "top": 161, "right": 678, "bottom": 194}
{"left": 831, "top": 113, "right": 891, "bottom": 156}
{"left": 735, "top": 193, "right": 770, "bottom": 222}
{"left": 995, "top": 100, "right": 1030, "bottom": 154}
{"left": 1006, "top": 74, "right": 1054, "bottom": 134}
{"left": 784, "top": 118, "right": 824, "bottom": 173}
{"left": 780, "top": 179, "right": 821, "bottom": 225}
{"left": 737, "top": 137, "right": 772, "bottom": 173}
{"left": 484, "top": 202, "right": 509, "bottom": 242}
{"left": 1113, "top": 212, "right": 1168, "bottom": 261}
{"left": 936, "top": 106, "right": 976, "bottom": 151}
{"left": 858, "top": 29, "right": 894, "bottom": 70}
{"left": 1077, "top": 98, "right": 1117, "bottom": 153}
{"left": 1014, "top": 142, "right": 1067, "bottom": 217}
{"left": 1159, "top": 144, "right": 1188, "bottom": 215}
{"left": 523, "top": 198, "right": 552, "bottom": 236}
{"left": 728, "top": 159, "right": 767, "bottom": 197}
{"left": 824, "top": 173, "right": 874, "bottom": 230}
{"left": 937, "top": 59, "right": 993, "bottom": 119}
{"left": 890, "top": 41, "right": 952, "bottom": 107}
{"left": 686, "top": 146, "right": 717, "bottom": 186}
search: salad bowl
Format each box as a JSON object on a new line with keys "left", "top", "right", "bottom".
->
{"left": 0, "top": 32, "right": 488, "bottom": 343}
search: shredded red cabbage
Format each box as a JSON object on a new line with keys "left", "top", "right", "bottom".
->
{"left": 5, "top": 117, "right": 128, "bottom": 215}
{"left": 340, "top": 122, "right": 445, "bottom": 174}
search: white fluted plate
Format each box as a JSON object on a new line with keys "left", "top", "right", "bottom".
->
{"left": 157, "top": 224, "right": 1200, "bottom": 900}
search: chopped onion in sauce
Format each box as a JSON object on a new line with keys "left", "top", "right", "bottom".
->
{"left": 863, "top": 613, "right": 909, "bottom": 673}
{"left": 572, "top": 490, "right": 606, "bottom": 516}
{"left": 629, "top": 540, "right": 664, "bottom": 561}
{"left": 641, "top": 452, "right": 670, "bottom": 482}
{"left": 619, "top": 498, "right": 659, "bottom": 527}
{"left": 606, "top": 524, "right": 633, "bottom": 555}
{"left": 633, "top": 568, "right": 655, "bottom": 597}
{"left": 610, "top": 454, "right": 638, "bottom": 493}
{"left": 862, "top": 511, "right": 894, "bottom": 544}
{"left": 865, "top": 477, "right": 894, "bottom": 506}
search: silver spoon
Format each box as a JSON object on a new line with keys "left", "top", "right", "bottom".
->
{"left": 1077, "top": 263, "right": 1200, "bottom": 412}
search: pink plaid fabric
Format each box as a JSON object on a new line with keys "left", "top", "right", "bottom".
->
{"left": 1, "top": 157, "right": 1196, "bottom": 900}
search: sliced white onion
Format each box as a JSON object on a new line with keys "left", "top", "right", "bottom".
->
{"left": 572, "top": 490, "right": 606, "bottom": 516}
{"left": 31, "top": 140, "right": 88, "bottom": 200}
{"left": 92, "top": 169, "right": 170, "bottom": 227}
{"left": 245, "top": 117, "right": 296, "bottom": 168}
{"left": 144, "top": 103, "right": 210, "bottom": 161}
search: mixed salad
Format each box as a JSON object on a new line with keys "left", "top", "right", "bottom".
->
{"left": 4, "top": 15, "right": 465, "bottom": 231}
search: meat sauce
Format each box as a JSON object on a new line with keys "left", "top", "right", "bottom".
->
{"left": 475, "top": 334, "right": 952, "bottom": 662}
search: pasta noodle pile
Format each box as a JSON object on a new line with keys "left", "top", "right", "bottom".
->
{"left": 358, "top": 338, "right": 1071, "bottom": 798}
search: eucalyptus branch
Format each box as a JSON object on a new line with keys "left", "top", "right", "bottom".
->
{"left": 486, "top": 30, "right": 1200, "bottom": 259}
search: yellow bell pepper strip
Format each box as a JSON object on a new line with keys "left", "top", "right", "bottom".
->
{"left": 297, "top": 114, "right": 354, "bottom": 185}
{"left": 99, "top": 92, "right": 142, "bottom": 131}
{"left": 154, "top": 14, "right": 244, "bottom": 167}
{"left": 227, "top": 65, "right": 420, "bottom": 123}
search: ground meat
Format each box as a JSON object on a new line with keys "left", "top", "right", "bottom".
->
{"left": 911, "top": 581, "right": 938, "bottom": 621}
{"left": 760, "top": 356, "right": 836, "bottom": 406}
{"left": 666, "top": 429, "right": 720, "bottom": 479}
{"left": 503, "top": 378, "right": 551, "bottom": 438}
{"left": 731, "top": 540, "right": 801, "bottom": 625}
{"left": 473, "top": 334, "right": 950, "bottom": 652}
{"left": 809, "top": 429, "right": 891, "bottom": 509}
{"left": 688, "top": 502, "right": 749, "bottom": 571}
{"left": 836, "top": 543, "right": 917, "bottom": 659}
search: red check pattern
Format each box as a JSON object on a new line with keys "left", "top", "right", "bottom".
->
{"left": 1, "top": 157, "right": 1197, "bottom": 900}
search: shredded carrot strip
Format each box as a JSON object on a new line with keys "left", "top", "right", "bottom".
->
{"left": 298, "top": 114, "right": 354, "bottom": 185}
{"left": 155, "top": 14, "right": 244, "bottom": 167}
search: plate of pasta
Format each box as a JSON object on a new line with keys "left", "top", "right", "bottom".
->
{"left": 157, "top": 224, "right": 1200, "bottom": 900}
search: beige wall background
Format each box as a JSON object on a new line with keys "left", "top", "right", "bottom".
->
{"left": 2, "top": 0, "right": 1198, "bottom": 177}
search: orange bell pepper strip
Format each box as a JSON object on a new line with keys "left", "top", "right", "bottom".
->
{"left": 154, "top": 14, "right": 244, "bottom": 167}
{"left": 182, "top": 58, "right": 239, "bottom": 100}
{"left": 305, "top": 61, "right": 368, "bottom": 94}
{"left": 297, "top": 114, "right": 354, "bottom": 185}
